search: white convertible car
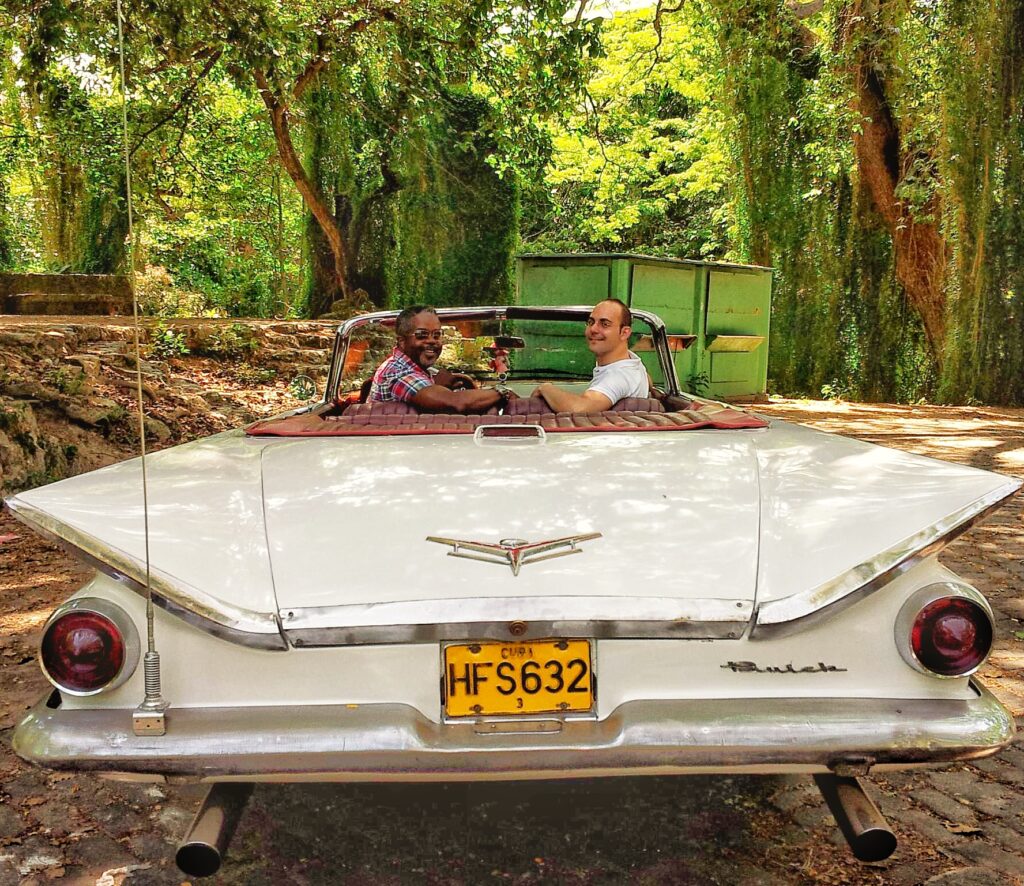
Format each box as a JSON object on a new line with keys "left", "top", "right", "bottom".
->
{"left": 7, "top": 306, "right": 1020, "bottom": 876}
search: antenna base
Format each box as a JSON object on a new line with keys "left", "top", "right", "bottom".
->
{"left": 133, "top": 699, "right": 169, "bottom": 736}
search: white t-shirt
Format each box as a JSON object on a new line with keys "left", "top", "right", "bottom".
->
{"left": 588, "top": 351, "right": 649, "bottom": 406}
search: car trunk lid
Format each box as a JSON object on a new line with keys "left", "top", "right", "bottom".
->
{"left": 263, "top": 432, "right": 761, "bottom": 644}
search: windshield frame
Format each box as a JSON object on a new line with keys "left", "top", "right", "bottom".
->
{"left": 324, "top": 305, "right": 681, "bottom": 403}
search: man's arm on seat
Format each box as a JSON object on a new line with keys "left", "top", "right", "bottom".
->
{"left": 410, "top": 384, "right": 505, "bottom": 414}
{"left": 531, "top": 384, "right": 612, "bottom": 414}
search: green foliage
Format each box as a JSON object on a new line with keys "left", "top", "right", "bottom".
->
{"left": 381, "top": 89, "right": 521, "bottom": 309}
{"left": 934, "top": 0, "right": 1024, "bottom": 403}
{"left": 14, "top": 429, "right": 37, "bottom": 454}
{"left": 1, "top": 1, "right": 304, "bottom": 311}
{"left": 3, "top": 0, "right": 1024, "bottom": 403}
{"left": 524, "top": 9, "right": 732, "bottom": 258}
{"left": 148, "top": 324, "right": 190, "bottom": 360}
{"left": 45, "top": 367, "right": 86, "bottom": 395}
{"left": 296, "top": 3, "right": 597, "bottom": 314}
{"left": 194, "top": 322, "right": 258, "bottom": 359}
{"left": 142, "top": 83, "right": 305, "bottom": 317}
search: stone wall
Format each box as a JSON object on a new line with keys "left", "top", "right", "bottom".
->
{"left": 0, "top": 273, "right": 132, "bottom": 315}
{"left": 0, "top": 317, "right": 335, "bottom": 493}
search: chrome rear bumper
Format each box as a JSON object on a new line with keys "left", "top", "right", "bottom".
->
{"left": 14, "top": 684, "right": 1014, "bottom": 782}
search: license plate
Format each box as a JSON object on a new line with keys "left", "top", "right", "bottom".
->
{"left": 443, "top": 639, "right": 593, "bottom": 718}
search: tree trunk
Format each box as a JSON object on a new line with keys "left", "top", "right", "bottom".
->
{"left": 306, "top": 214, "right": 344, "bottom": 316}
{"left": 849, "top": 58, "right": 948, "bottom": 353}
{"left": 717, "top": 0, "right": 951, "bottom": 358}
{"left": 254, "top": 71, "right": 351, "bottom": 315}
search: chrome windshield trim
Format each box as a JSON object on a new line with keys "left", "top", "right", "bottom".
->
{"left": 326, "top": 304, "right": 680, "bottom": 401}
{"left": 3, "top": 498, "right": 288, "bottom": 651}
{"left": 751, "top": 479, "right": 1022, "bottom": 639}
{"left": 280, "top": 595, "right": 752, "bottom": 646}
{"left": 14, "top": 682, "right": 1013, "bottom": 780}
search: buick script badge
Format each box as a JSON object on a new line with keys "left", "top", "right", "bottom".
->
{"left": 426, "top": 533, "right": 602, "bottom": 576}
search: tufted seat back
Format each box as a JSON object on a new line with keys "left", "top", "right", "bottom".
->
{"left": 345, "top": 400, "right": 416, "bottom": 417}
{"left": 504, "top": 396, "right": 553, "bottom": 416}
{"left": 611, "top": 397, "right": 664, "bottom": 413}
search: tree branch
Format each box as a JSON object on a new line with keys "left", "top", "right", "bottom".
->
{"left": 254, "top": 67, "right": 351, "bottom": 300}
{"left": 130, "top": 49, "right": 222, "bottom": 156}
{"left": 786, "top": 0, "right": 824, "bottom": 19}
{"left": 293, "top": 53, "right": 327, "bottom": 101}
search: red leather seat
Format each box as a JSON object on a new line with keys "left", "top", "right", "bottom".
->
{"left": 345, "top": 401, "right": 417, "bottom": 417}
{"left": 504, "top": 396, "right": 553, "bottom": 416}
{"left": 611, "top": 397, "right": 665, "bottom": 413}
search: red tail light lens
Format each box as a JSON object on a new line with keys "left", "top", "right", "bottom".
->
{"left": 41, "top": 610, "right": 126, "bottom": 693}
{"left": 911, "top": 597, "right": 992, "bottom": 677}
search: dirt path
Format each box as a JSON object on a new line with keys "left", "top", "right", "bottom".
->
{"left": 1, "top": 398, "right": 1022, "bottom": 885}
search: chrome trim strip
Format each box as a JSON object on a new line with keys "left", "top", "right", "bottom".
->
{"left": 13, "top": 682, "right": 1013, "bottom": 780}
{"left": 425, "top": 533, "right": 601, "bottom": 576}
{"left": 4, "top": 499, "right": 288, "bottom": 651}
{"left": 751, "top": 479, "right": 1022, "bottom": 640}
{"left": 280, "top": 596, "right": 753, "bottom": 646}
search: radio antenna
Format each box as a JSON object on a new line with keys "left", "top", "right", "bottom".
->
{"left": 115, "top": 0, "right": 169, "bottom": 736}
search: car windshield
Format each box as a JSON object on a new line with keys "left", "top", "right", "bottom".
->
{"left": 333, "top": 312, "right": 670, "bottom": 397}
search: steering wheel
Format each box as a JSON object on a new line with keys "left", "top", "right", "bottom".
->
{"left": 435, "top": 368, "right": 478, "bottom": 391}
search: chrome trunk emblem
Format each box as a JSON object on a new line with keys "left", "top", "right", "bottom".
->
{"left": 426, "top": 533, "right": 602, "bottom": 576}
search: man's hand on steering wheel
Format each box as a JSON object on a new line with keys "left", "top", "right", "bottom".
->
{"left": 434, "top": 368, "right": 478, "bottom": 391}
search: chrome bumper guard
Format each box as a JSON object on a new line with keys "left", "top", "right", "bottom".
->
{"left": 14, "top": 684, "right": 1014, "bottom": 781}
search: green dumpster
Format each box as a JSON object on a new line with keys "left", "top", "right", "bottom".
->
{"left": 516, "top": 254, "right": 772, "bottom": 400}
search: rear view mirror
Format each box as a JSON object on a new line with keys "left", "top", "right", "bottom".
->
{"left": 492, "top": 336, "right": 526, "bottom": 349}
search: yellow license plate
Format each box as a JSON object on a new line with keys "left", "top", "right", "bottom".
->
{"left": 443, "top": 639, "right": 593, "bottom": 718}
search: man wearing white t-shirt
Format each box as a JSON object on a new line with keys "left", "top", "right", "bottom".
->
{"left": 532, "top": 298, "right": 650, "bottom": 413}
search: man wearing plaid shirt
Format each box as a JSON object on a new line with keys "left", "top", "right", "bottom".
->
{"left": 370, "top": 305, "right": 513, "bottom": 413}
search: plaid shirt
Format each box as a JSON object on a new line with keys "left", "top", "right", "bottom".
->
{"left": 369, "top": 348, "right": 434, "bottom": 403}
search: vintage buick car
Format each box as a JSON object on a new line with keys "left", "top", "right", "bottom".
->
{"left": 7, "top": 305, "right": 1020, "bottom": 875}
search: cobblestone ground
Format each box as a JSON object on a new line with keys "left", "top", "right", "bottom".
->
{"left": 0, "top": 399, "right": 1022, "bottom": 885}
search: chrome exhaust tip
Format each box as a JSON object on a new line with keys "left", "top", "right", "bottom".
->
{"left": 175, "top": 783, "right": 254, "bottom": 878}
{"left": 814, "top": 774, "right": 897, "bottom": 862}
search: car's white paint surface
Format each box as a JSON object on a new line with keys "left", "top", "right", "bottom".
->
{"left": 57, "top": 556, "right": 974, "bottom": 724}
{"left": 261, "top": 429, "right": 760, "bottom": 611}
{"left": 12, "top": 431, "right": 277, "bottom": 634}
{"left": 10, "top": 418, "right": 1012, "bottom": 635}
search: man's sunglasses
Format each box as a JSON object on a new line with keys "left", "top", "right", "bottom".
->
{"left": 411, "top": 330, "right": 444, "bottom": 342}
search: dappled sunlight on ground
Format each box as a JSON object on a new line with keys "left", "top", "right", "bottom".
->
{"left": 997, "top": 449, "right": 1024, "bottom": 469}
{"left": 0, "top": 571, "right": 91, "bottom": 594}
{"left": 0, "top": 606, "right": 53, "bottom": 637}
{"left": 761, "top": 398, "right": 1024, "bottom": 480}
{"left": 923, "top": 436, "right": 1003, "bottom": 450}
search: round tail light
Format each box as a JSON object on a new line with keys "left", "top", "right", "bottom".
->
{"left": 909, "top": 595, "right": 993, "bottom": 677}
{"left": 40, "top": 598, "right": 140, "bottom": 695}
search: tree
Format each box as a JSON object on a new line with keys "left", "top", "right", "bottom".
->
{"left": 705, "top": 0, "right": 949, "bottom": 354}
{"left": 3, "top": 0, "right": 598, "bottom": 313}
{"left": 129, "top": 0, "right": 598, "bottom": 313}
{"left": 523, "top": 9, "right": 733, "bottom": 259}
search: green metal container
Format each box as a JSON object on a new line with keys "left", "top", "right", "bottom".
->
{"left": 516, "top": 254, "right": 772, "bottom": 400}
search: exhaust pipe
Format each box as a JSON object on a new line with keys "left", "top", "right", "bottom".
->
{"left": 175, "top": 783, "right": 254, "bottom": 877}
{"left": 814, "top": 774, "right": 897, "bottom": 862}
